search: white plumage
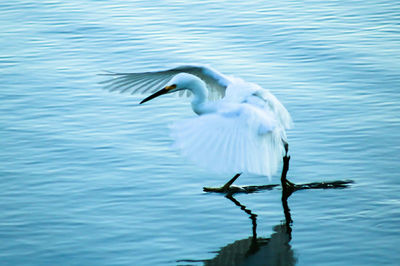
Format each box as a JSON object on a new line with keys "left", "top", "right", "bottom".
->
{"left": 102, "top": 64, "right": 292, "bottom": 179}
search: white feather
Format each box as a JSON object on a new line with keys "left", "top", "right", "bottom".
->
{"left": 100, "top": 64, "right": 229, "bottom": 100}
{"left": 170, "top": 104, "right": 285, "bottom": 178}
{"left": 102, "top": 65, "right": 292, "bottom": 180}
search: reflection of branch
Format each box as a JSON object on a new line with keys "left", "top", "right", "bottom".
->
{"left": 226, "top": 195, "right": 258, "bottom": 239}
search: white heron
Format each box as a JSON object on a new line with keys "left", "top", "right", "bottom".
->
{"left": 102, "top": 64, "right": 293, "bottom": 192}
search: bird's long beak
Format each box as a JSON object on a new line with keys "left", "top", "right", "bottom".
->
{"left": 140, "top": 87, "right": 169, "bottom": 104}
{"left": 140, "top": 84, "right": 177, "bottom": 104}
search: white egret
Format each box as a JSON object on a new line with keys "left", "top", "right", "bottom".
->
{"left": 102, "top": 65, "right": 293, "bottom": 192}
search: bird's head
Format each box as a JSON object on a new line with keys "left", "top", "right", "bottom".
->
{"left": 139, "top": 73, "right": 203, "bottom": 104}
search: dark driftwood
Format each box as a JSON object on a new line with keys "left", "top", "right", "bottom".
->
{"left": 203, "top": 155, "right": 353, "bottom": 195}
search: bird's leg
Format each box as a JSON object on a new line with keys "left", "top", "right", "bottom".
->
{"left": 221, "top": 173, "right": 241, "bottom": 190}
{"left": 283, "top": 139, "right": 289, "bottom": 157}
{"left": 203, "top": 173, "right": 242, "bottom": 193}
{"left": 281, "top": 141, "right": 296, "bottom": 190}
{"left": 281, "top": 155, "right": 293, "bottom": 187}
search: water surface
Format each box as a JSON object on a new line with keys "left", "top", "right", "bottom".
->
{"left": 1, "top": 1, "right": 400, "bottom": 265}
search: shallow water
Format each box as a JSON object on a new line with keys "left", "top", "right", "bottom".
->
{"left": 1, "top": 1, "right": 400, "bottom": 265}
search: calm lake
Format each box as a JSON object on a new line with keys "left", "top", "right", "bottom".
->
{"left": 1, "top": 1, "right": 400, "bottom": 265}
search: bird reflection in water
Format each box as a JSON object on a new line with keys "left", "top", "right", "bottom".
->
{"left": 214, "top": 193, "right": 296, "bottom": 266}
{"left": 178, "top": 155, "right": 352, "bottom": 265}
{"left": 178, "top": 186, "right": 296, "bottom": 266}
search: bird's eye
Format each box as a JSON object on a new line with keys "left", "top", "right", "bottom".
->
{"left": 165, "top": 84, "right": 177, "bottom": 91}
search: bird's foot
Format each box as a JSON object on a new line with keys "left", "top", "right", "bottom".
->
{"left": 203, "top": 185, "right": 246, "bottom": 194}
{"left": 281, "top": 179, "right": 297, "bottom": 197}
{"left": 203, "top": 184, "right": 279, "bottom": 194}
{"left": 295, "top": 179, "right": 354, "bottom": 189}
{"left": 284, "top": 179, "right": 296, "bottom": 189}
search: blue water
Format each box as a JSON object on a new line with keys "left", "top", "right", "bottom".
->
{"left": 1, "top": 1, "right": 400, "bottom": 265}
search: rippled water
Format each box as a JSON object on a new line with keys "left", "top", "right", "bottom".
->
{"left": 1, "top": 1, "right": 400, "bottom": 265}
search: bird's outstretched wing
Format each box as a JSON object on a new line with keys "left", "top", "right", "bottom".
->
{"left": 100, "top": 65, "right": 230, "bottom": 100}
{"left": 170, "top": 108, "right": 285, "bottom": 177}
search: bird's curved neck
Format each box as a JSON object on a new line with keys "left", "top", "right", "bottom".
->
{"left": 189, "top": 81, "right": 213, "bottom": 115}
